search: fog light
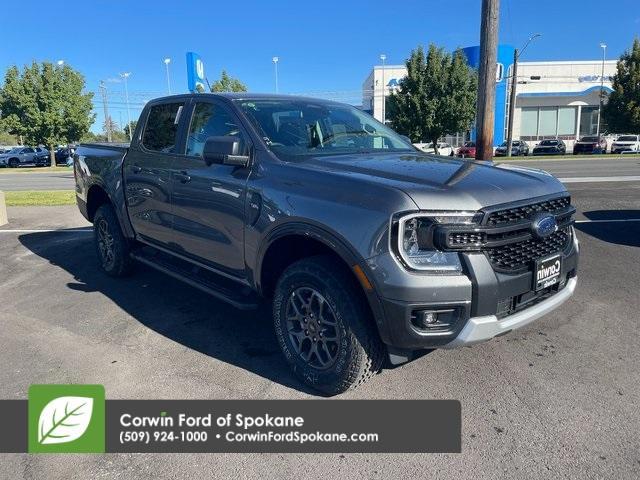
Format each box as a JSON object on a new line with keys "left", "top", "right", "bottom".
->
{"left": 411, "top": 308, "right": 458, "bottom": 332}
{"left": 417, "top": 311, "right": 438, "bottom": 327}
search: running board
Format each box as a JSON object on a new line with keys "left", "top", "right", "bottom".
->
{"left": 130, "top": 247, "right": 260, "bottom": 310}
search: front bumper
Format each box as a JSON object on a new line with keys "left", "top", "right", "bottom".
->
{"left": 442, "top": 276, "right": 576, "bottom": 348}
{"left": 367, "top": 228, "right": 579, "bottom": 351}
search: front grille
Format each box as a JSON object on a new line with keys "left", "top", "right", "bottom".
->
{"left": 448, "top": 231, "right": 486, "bottom": 246}
{"left": 436, "top": 194, "right": 576, "bottom": 274}
{"left": 486, "top": 196, "right": 571, "bottom": 226}
{"left": 486, "top": 227, "right": 571, "bottom": 272}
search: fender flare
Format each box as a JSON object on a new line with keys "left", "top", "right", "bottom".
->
{"left": 254, "top": 220, "right": 390, "bottom": 341}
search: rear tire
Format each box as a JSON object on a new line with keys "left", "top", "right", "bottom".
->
{"left": 8, "top": 158, "right": 18, "bottom": 168}
{"left": 93, "top": 203, "right": 133, "bottom": 277}
{"left": 273, "top": 255, "right": 384, "bottom": 395}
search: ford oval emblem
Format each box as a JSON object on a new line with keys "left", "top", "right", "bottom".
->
{"left": 531, "top": 214, "right": 558, "bottom": 239}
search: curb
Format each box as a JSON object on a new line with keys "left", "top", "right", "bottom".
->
{"left": 0, "top": 191, "right": 7, "bottom": 226}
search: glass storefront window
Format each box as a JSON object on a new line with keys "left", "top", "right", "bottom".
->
{"left": 558, "top": 107, "right": 577, "bottom": 136}
{"left": 539, "top": 107, "right": 558, "bottom": 136}
{"left": 521, "top": 107, "right": 539, "bottom": 136}
{"left": 579, "top": 106, "right": 599, "bottom": 136}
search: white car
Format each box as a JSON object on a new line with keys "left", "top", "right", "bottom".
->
{"left": 610, "top": 135, "right": 640, "bottom": 154}
{"left": 413, "top": 142, "right": 454, "bottom": 156}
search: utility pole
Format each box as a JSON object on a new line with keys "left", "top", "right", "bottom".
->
{"left": 164, "top": 58, "right": 172, "bottom": 94}
{"left": 380, "top": 54, "right": 387, "bottom": 124}
{"left": 99, "top": 81, "right": 112, "bottom": 142}
{"left": 272, "top": 57, "right": 279, "bottom": 93}
{"left": 120, "top": 72, "right": 132, "bottom": 141}
{"left": 475, "top": 0, "right": 500, "bottom": 161}
{"left": 506, "top": 33, "right": 541, "bottom": 157}
{"left": 596, "top": 43, "right": 607, "bottom": 136}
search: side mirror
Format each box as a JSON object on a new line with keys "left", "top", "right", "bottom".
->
{"left": 203, "top": 136, "right": 250, "bottom": 167}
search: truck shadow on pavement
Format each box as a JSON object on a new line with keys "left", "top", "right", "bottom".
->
{"left": 574, "top": 210, "right": 640, "bottom": 248}
{"left": 18, "top": 229, "right": 320, "bottom": 395}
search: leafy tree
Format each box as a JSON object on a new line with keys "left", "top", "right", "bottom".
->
{"left": 0, "top": 61, "right": 95, "bottom": 164}
{"left": 387, "top": 44, "right": 477, "bottom": 154}
{"left": 211, "top": 70, "right": 247, "bottom": 93}
{"left": 123, "top": 120, "right": 138, "bottom": 139}
{"left": 603, "top": 38, "right": 640, "bottom": 133}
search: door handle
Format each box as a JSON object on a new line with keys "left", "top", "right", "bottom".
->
{"left": 174, "top": 171, "right": 191, "bottom": 183}
{"left": 131, "top": 165, "right": 142, "bottom": 174}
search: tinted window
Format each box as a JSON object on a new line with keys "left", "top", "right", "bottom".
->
{"left": 464, "top": 142, "right": 475, "bottom": 147}
{"left": 142, "top": 102, "right": 184, "bottom": 153}
{"left": 539, "top": 140, "right": 558, "bottom": 146}
{"left": 186, "top": 102, "right": 246, "bottom": 157}
{"left": 617, "top": 135, "right": 638, "bottom": 141}
{"left": 580, "top": 136, "right": 598, "bottom": 142}
{"left": 234, "top": 98, "right": 413, "bottom": 160}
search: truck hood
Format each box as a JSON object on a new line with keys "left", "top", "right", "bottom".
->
{"left": 298, "top": 152, "right": 566, "bottom": 210}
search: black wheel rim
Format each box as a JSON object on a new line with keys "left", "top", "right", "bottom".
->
{"left": 285, "top": 287, "right": 341, "bottom": 370}
{"left": 96, "top": 218, "right": 115, "bottom": 268}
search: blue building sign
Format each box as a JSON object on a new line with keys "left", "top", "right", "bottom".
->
{"left": 462, "top": 44, "right": 515, "bottom": 146}
{"left": 186, "top": 52, "right": 206, "bottom": 93}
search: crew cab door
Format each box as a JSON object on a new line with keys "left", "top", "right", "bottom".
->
{"left": 123, "top": 100, "right": 187, "bottom": 247}
{"left": 170, "top": 99, "right": 252, "bottom": 278}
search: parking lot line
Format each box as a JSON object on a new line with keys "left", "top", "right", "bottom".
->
{"left": 559, "top": 176, "right": 640, "bottom": 183}
{"left": 574, "top": 218, "right": 640, "bottom": 224}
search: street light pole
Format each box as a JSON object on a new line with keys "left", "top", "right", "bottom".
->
{"left": 380, "top": 54, "right": 386, "bottom": 124}
{"left": 272, "top": 57, "right": 279, "bottom": 93}
{"left": 596, "top": 43, "right": 607, "bottom": 136}
{"left": 164, "top": 58, "right": 172, "bottom": 95}
{"left": 506, "top": 33, "right": 541, "bottom": 157}
{"left": 120, "top": 72, "right": 132, "bottom": 141}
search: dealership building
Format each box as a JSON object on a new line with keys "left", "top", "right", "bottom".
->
{"left": 362, "top": 45, "right": 617, "bottom": 150}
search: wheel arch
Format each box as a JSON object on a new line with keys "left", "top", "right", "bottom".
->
{"left": 255, "top": 222, "right": 389, "bottom": 342}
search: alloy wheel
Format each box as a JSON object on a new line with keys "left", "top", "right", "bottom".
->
{"left": 285, "top": 287, "right": 341, "bottom": 370}
{"left": 97, "top": 218, "right": 115, "bottom": 268}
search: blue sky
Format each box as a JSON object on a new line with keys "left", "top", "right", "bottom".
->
{"left": 1, "top": 0, "right": 639, "bottom": 133}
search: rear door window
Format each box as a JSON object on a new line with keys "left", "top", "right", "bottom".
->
{"left": 142, "top": 102, "right": 184, "bottom": 153}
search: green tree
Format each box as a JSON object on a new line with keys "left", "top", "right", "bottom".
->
{"left": 387, "top": 44, "right": 477, "bottom": 154}
{"left": 210, "top": 70, "right": 247, "bottom": 93}
{"left": 123, "top": 119, "right": 137, "bottom": 139}
{"left": 0, "top": 61, "right": 95, "bottom": 164}
{"left": 603, "top": 38, "right": 640, "bottom": 133}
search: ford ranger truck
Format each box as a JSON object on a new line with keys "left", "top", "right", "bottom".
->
{"left": 73, "top": 94, "right": 579, "bottom": 395}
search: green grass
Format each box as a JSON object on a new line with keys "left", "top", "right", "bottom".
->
{"left": 0, "top": 166, "right": 70, "bottom": 174}
{"left": 4, "top": 190, "right": 76, "bottom": 206}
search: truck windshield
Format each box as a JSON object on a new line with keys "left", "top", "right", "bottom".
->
{"left": 234, "top": 99, "right": 414, "bottom": 159}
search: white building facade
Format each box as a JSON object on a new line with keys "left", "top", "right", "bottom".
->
{"left": 362, "top": 58, "right": 617, "bottom": 150}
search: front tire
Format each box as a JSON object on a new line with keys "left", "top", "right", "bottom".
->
{"left": 93, "top": 203, "right": 133, "bottom": 277}
{"left": 273, "top": 255, "right": 384, "bottom": 395}
{"left": 8, "top": 158, "right": 18, "bottom": 168}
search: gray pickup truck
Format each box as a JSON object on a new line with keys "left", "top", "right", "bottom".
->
{"left": 74, "top": 93, "right": 579, "bottom": 394}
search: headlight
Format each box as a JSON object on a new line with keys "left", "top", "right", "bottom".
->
{"left": 393, "top": 212, "right": 480, "bottom": 273}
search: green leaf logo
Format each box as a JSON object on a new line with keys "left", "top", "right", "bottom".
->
{"left": 37, "top": 396, "right": 94, "bottom": 445}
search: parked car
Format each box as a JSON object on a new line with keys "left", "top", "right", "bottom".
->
{"left": 573, "top": 136, "right": 607, "bottom": 155}
{"left": 456, "top": 141, "right": 476, "bottom": 158}
{"left": 55, "top": 147, "right": 76, "bottom": 165}
{"left": 34, "top": 147, "right": 51, "bottom": 166}
{"left": 532, "top": 139, "right": 566, "bottom": 156}
{"left": 495, "top": 140, "right": 529, "bottom": 157}
{"left": 0, "top": 146, "right": 46, "bottom": 167}
{"left": 610, "top": 134, "right": 640, "bottom": 154}
{"left": 413, "top": 142, "right": 454, "bottom": 156}
{"left": 74, "top": 93, "right": 578, "bottom": 395}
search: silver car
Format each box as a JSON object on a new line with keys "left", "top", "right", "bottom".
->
{"left": 0, "top": 147, "right": 50, "bottom": 167}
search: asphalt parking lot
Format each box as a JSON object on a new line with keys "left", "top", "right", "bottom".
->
{"left": 1, "top": 177, "right": 639, "bottom": 478}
